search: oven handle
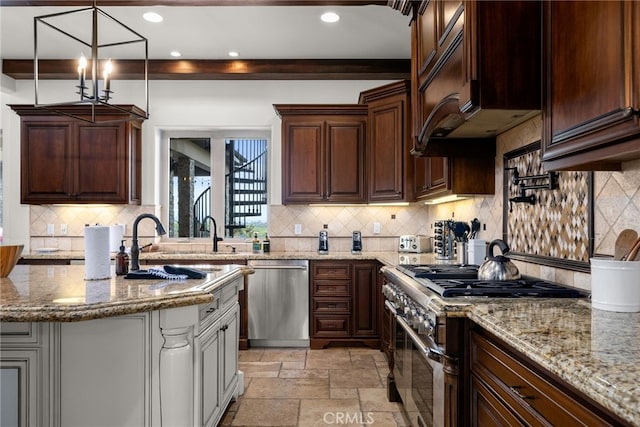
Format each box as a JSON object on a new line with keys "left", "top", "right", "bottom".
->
{"left": 395, "top": 313, "right": 455, "bottom": 365}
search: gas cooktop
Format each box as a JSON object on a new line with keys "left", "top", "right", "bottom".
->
{"left": 422, "top": 277, "right": 587, "bottom": 298}
{"left": 397, "top": 263, "right": 587, "bottom": 298}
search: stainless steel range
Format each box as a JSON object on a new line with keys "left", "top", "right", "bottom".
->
{"left": 382, "top": 263, "right": 588, "bottom": 427}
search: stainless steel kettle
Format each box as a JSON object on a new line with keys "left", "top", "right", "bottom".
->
{"left": 477, "top": 239, "right": 521, "bottom": 281}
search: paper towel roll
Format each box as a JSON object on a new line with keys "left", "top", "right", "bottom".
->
{"left": 84, "top": 226, "right": 112, "bottom": 280}
{"left": 109, "top": 224, "right": 126, "bottom": 252}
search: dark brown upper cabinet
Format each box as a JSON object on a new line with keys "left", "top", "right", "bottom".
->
{"left": 274, "top": 105, "right": 367, "bottom": 204}
{"left": 10, "top": 105, "right": 144, "bottom": 205}
{"left": 358, "top": 80, "right": 414, "bottom": 203}
{"left": 405, "top": 0, "right": 541, "bottom": 157}
{"left": 542, "top": 0, "right": 640, "bottom": 171}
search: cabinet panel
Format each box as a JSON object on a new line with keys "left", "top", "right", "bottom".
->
{"left": 283, "top": 122, "right": 324, "bottom": 203}
{"left": 76, "top": 124, "right": 126, "bottom": 199}
{"left": 366, "top": 93, "right": 409, "bottom": 202}
{"left": 59, "top": 314, "right": 150, "bottom": 427}
{"left": 353, "top": 262, "right": 378, "bottom": 337}
{"left": 200, "top": 323, "right": 222, "bottom": 427}
{"left": 542, "top": 0, "right": 640, "bottom": 170}
{"left": 21, "top": 122, "right": 71, "bottom": 201}
{"left": 220, "top": 305, "right": 239, "bottom": 403}
{"left": 326, "top": 121, "right": 366, "bottom": 202}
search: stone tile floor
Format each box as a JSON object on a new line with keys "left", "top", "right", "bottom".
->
{"left": 219, "top": 347, "right": 408, "bottom": 426}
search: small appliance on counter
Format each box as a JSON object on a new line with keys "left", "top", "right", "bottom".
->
{"left": 352, "top": 231, "right": 362, "bottom": 254}
{"left": 398, "top": 235, "right": 431, "bottom": 253}
{"left": 318, "top": 230, "right": 329, "bottom": 254}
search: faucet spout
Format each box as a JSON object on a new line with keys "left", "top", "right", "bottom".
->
{"left": 130, "top": 214, "right": 167, "bottom": 271}
{"left": 201, "top": 215, "right": 223, "bottom": 252}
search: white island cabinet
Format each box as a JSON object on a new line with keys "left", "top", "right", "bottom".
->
{"left": 0, "top": 264, "right": 247, "bottom": 427}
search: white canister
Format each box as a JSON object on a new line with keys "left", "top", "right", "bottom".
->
{"left": 590, "top": 258, "right": 640, "bottom": 312}
{"left": 467, "top": 239, "right": 487, "bottom": 266}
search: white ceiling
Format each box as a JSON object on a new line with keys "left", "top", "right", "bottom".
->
{"left": 0, "top": 5, "right": 411, "bottom": 60}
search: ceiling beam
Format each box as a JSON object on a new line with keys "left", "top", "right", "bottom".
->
{"left": 2, "top": 58, "right": 410, "bottom": 80}
{"left": 0, "top": 1, "right": 388, "bottom": 6}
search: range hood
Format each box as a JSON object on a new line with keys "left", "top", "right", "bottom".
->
{"left": 412, "top": 93, "right": 539, "bottom": 158}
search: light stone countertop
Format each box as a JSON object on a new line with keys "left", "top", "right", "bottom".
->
{"left": 20, "top": 249, "right": 435, "bottom": 266}
{"left": 467, "top": 300, "right": 640, "bottom": 426}
{"left": 0, "top": 264, "right": 251, "bottom": 322}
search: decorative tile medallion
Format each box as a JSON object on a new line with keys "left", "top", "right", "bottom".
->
{"left": 504, "top": 142, "right": 592, "bottom": 264}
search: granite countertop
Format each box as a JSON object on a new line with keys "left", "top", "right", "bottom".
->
{"left": 467, "top": 300, "right": 640, "bottom": 426}
{"left": 20, "top": 249, "right": 435, "bottom": 266}
{"left": 0, "top": 264, "right": 251, "bottom": 322}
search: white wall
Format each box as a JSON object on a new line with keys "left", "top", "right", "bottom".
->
{"left": 0, "top": 77, "right": 394, "bottom": 244}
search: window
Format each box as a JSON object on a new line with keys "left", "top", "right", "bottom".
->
{"left": 164, "top": 131, "right": 268, "bottom": 240}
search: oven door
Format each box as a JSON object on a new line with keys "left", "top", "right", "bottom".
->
{"left": 396, "top": 314, "right": 445, "bottom": 427}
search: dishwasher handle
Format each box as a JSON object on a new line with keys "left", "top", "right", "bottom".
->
{"left": 250, "top": 265, "right": 307, "bottom": 270}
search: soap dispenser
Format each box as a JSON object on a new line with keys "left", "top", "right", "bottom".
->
{"left": 115, "top": 240, "right": 129, "bottom": 276}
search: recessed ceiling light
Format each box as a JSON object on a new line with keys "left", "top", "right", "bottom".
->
{"left": 170, "top": 51, "right": 181, "bottom": 58}
{"left": 228, "top": 51, "right": 239, "bottom": 57}
{"left": 143, "top": 12, "right": 163, "bottom": 23}
{"left": 321, "top": 12, "right": 340, "bottom": 23}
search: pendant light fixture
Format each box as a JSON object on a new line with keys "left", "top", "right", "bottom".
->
{"left": 34, "top": 1, "right": 149, "bottom": 123}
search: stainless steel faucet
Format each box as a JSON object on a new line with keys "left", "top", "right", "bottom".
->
{"left": 201, "top": 215, "right": 223, "bottom": 252}
{"left": 130, "top": 214, "right": 166, "bottom": 271}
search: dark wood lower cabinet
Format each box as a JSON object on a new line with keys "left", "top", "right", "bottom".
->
{"left": 310, "top": 260, "right": 381, "bottom": 349}
{"left": 470, "top": 326, "right": 630, "bottom": 426}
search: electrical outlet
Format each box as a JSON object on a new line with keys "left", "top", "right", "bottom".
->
{"left": 47, "top": 224, "right": 54, "bottom": 235}
{"left": 294, "top": 224, "right": 302, "bottom": 235}
{"left": 373, "top": 222, "right": 381, "bottom": 234}
{"left": 60, "top": 224, "right": 68, "bottom": 235}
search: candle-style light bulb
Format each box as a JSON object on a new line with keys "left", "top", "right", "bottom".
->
{"left": 103, "top": 59, "right": 113, "bottom": 92}
{"left": 78, "top": 54, "right": 87, "bottom": 88}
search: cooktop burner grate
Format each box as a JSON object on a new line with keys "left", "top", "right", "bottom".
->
{"left": 397, "top": 263, "right": 479, "bottom": 279}
{"left": 425, "top": 277, "right": 586, "bottom": 298}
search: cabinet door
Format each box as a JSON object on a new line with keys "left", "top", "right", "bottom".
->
{"left": 20, "top": 120, "right": 73, "bottom": 203}
{"left": 368, "top": 98, "right": 406, "bottom": 202}
{"left": 542, "top": 0, "right": 640, "bottom": 170}
{"left": 220, "top": 304, "right": 239, "bottom": 404}
{"left": 200, "top": 321, "right": 222, "bottom": 427}
{"left": 75, "top": 122, "right": 128, "bottom": 202}
{"left": 325, "top": 119, "right": 366, "bottom": 203}
{"left": 352, "top": 262, "right": 379, "bottom": 337}
{"left": 281, "top": 119, "right": 325, "bottom": 204}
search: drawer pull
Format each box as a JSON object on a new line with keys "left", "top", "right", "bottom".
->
{"left": 328, "top": 304, "right": 336, "bottom": 308}
{"left": 510, "top": 385, "right": 535, "bottom": 401}
{"left": 206, "top": 308, "right": 216, "bottom": 314}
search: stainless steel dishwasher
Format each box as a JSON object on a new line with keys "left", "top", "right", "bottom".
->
{"left": 247, "top": 259, "right": 309, "bottom": 347}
